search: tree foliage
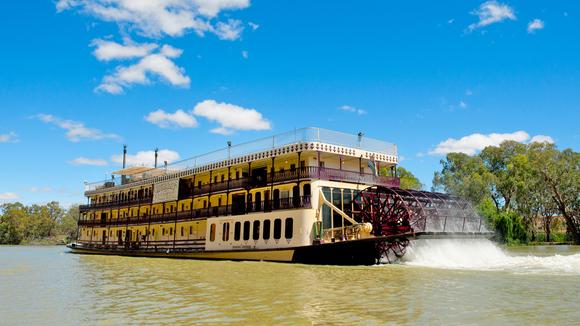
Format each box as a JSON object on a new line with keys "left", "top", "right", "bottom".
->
{"left": 0, "top": 202, "right": 78, "bottom": 245}
{"left": 381, "top": 166, "right": 423, "bottom": 190}
{"left": 433, "top": 141, "right": 580, "bottom": 244}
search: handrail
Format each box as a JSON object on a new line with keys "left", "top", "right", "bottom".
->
{"left": 81, "top": 167, "right": 399, "bottom": 211}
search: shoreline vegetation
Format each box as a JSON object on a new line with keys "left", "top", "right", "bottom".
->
{"left": 2, "top": 141, "right": 578, "bottom": 247}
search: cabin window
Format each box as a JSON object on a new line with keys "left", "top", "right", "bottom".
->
{"left": 214, "top": 176, "right": 218, "bottom": 183}
{"left": 189, "top": 226, "right": 193, "bottom": 235}
{"left": 273, "top": 218, "right": 282, "bottom": 240}
{"left": 319, "top": 161, "right": 325, "bottom": 168}
{"left": 263, "top": 220, "right": 271, "bottom": 240}
{"left": 285, "top": 218, "right": 294, "bottom": 239}
{"left": 222, "top": 223, "right": 230, "bottom": 241}
{"left": 221, "top": 175, "right": 225, "bottom": 182}
{"left": 152, "top": 229, "right": 155, "bottom": 236}
{"left": 243, "top": 221, "right": 250, "bottom": 241}
{"left": 234, "top": 222, "right": 241, "bottom": 241}
{"left": 198, "top": 181, "right": 202, "bottom": 188}
{"left": 253, "top": 220, "right": 260, "bottom": 240}
{"left": 210, "top": 224, "right": 216, "bottom": 242}
{"left": 169, "top": 228, "right": 173, "bottom": 236}
{"left": 181, "top": 227, "right": 184, "bottom": 236}
{"left": 236, "top": 171, "right": 240, "bottom": 179}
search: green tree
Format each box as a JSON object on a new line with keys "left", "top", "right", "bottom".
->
{"left": 380, "top": 166, "right": 423, "bottom": 190}
{"left": 432, "top": 153, "right": 493, "bottom": 205}
{"left": 527, "top": 142, "right": 580, "bottom": 243}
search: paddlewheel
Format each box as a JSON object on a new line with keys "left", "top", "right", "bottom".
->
{"left": 354, "top": 186, "right": 486, "bottom": 263}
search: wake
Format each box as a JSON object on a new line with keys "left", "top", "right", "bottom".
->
{"left": 403, "top": 239, "right": 580, "bottom": 275}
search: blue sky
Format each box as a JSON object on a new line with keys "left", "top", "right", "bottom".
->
{"left": 0, "top": 0, "right": 579, "bottom": 206}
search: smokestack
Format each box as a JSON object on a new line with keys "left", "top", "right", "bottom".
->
{"left": 122, "top": 144, "right": 127, "bottom": 169}
{"left": 154, "top": 148, "right": 159, "bottom": 168}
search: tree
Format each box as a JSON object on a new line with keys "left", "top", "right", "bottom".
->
{"left": 528, "top": 143, "right": 580, "bottom": 243}
{"left": 432, "top": 153, "right": 493, "bottom": 204}
{"left": 380, "top": 166, "right": 423, "bottom": 190}
{"left": 480, "top": 141, "right": 527, "bottom": 211}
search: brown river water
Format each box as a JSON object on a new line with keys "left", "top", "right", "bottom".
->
{"left": 1, "top": 240, "right": 580, "bottom": 325}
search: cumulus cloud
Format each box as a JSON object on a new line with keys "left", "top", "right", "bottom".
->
{"left": 111, "top": 149, "right": 180, "bottom": 167}
{"left": 193, "top": 100, "right": 271, "bottom": 135}
{"left": 429, "top": 131, "right": 554, "bottom": 156}
{"left": 0, "top": 192, "right": 20, "bottom": 201}
{"left": 92, "top": 39, "right": 158, "bottom": 61}
{"left": 95, "top": 43, "right": 190, "bottom": 94}
{"left": 70, "top": 157, "right": 109, "bottom": 166}
{"left": 145, "top": 109, "right": 198, "bottom": 128}
{"left": 339, "top": 105, "right": 366, "bottom": 115}
{"left": 241, "top": 50, "right": 249, "bottom": 59}
{"left": 527, "top": 19, "right": 545, "bottom": 34}
{"left": 214, "top": 19, "right": 244, "bottom": 40}
{"left": 36, "top": 114, "right": 120, "bottom": 142}
{"left": 468, "top": 1, "right": 516, "bottom": 31}
{"left": 0, "top": 132, "right": 18, "bottom": 143}
{"left": 530, "top": 135, "right": 554, "bottom": 144}
{"left": 56, "top": 0, "right": 250, "bottom": 38}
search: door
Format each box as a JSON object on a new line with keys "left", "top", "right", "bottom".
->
{"left": 273, "top": 189, "right": 280, "bottom": 209}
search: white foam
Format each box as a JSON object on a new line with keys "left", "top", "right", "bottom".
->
{"left": 403, "top": 239, "right": 580, "bottom": 275}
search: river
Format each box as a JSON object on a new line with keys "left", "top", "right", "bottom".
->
{"left": 1, "top": 240, "right": 579, "bottom": 325}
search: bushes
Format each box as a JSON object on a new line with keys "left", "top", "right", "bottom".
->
{"left": 478, "top": 199, "right": 528, "bottom": 245}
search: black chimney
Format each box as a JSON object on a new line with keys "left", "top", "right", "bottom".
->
{"left": 122, "top": 144, "right": 127, "bottom": 169}
{"left": 154, "top": 148, "right": 159, "bottom": 168}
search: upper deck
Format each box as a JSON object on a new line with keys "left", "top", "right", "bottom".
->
{"left": 84, "top": 127, "right": 398, "bottom": 196}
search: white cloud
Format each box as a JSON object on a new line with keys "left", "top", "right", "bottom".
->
{"left": 248, "top": 22, "right": 259, "bottom": 30}
{"left": 27, "top": 187, "right": 54, "bottom": 193}
{"left": 527, "top": 19, "right": 544, "bottom": 34}
{"left": 459, "top": 101, "right": 467, "bottom": 109}
{"left": 0, "top": 132, "right": 18, "bottom": 143}
{"left": 193, "top": 100, "right": 271, "bottom": 135}
{"left": 92, "top": 38, "right": 158, "bottom": 61}
{"left": 214, "top": 19, "right": 244, "bottom": 40}
{"left": 339, "top": 105, "right": 366, "bottom": 115}
{"left": 468, "top": 1, "right": 516, "bottom": 31}
{"left": 429, "top": 131, "right": 554, "bottom": 156}
{"left": 0, "top": 192, "right": 20, "bottom": 201}
{"left": 111, "top": 149, "right": 180, "bottom": 167}
{"left": 56, "top": 0, "right": 250, "bottom": 39}
{"left": 530, "top": 135, "right": 554, "bottom": 144}
{"left": 241, "top": 50, "right": 248, "bottom": 59}
{"left": 145, "top": 109, "right": 198, "bottom": 128}
{"left": 36, "top": 114, "right": 121, "bottom": 142}
{"left": 96, "top": 44, "right": 190, "bottom": 94}
{"left": 70, "top": 157, "right": 109, "bottom": 166}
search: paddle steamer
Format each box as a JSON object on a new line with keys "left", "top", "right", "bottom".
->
{"left": 69, "top": 127, "right": 490, "bottom": 264}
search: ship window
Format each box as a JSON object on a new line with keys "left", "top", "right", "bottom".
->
{"left": 222, "top": 223, "right": 230, "bottom": 241}
{"left": 319, "top": 161, "right": 325, "bottom": 168}
{"left": 152, "top": 229, "right": 155, "bottom": 236}
{"left": 234, "top": 222, "right": 241, "bottom": 241}
{"left": 210, "top": 224, "right": 216, "bottom": 242}
{"left": 189, "top": 226, "right": 193, "bottom": 235}
{"left": 285, "top": 218, "right": 294, "bottom": 239}
{"left": 263, "top": 220, "right": 271, "bottom": 240}
{"left": 169, "top": 228, "right": 173, "bottom": 236}
{"left": 221, "top": 175, "right": 225, "bottom": 182}
{"left": 181, "top": 227, "right": 184, "bottom": 236}
{"left": 273, "top": 218, "right": 282, "bottom": 240}
{"left": 236, "top": 171, "right": 240, "bottom": 179}
{"left": 253, "top": 220, "right": 260, "bottom": 240}
{"left": 243, "top": 221, "right": 250, "bottom": 241}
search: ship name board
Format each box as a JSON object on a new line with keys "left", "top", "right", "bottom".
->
{"left": 152, "top": 179, "right": 179, "bottom": 204}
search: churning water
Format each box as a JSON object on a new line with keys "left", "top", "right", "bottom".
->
{"left": 404, "top": 239, "right": 580, "bottom": 275}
